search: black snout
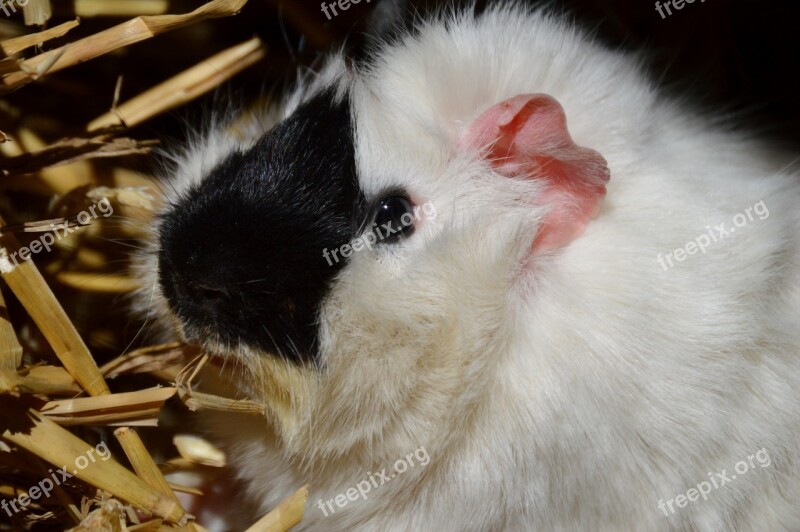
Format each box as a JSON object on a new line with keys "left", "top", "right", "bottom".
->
{"left": 157, "top": 195, "right": 329, "bottom": 360}
{"left": 155, "top": 87, "right": 364, "bottom": 364}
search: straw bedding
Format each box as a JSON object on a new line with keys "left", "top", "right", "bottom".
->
{"left": 0, "top": 0, "right": 326, "bottom": 529}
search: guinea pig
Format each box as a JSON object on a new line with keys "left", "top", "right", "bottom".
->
{"left": 134, "top": 2, "right": 800, "bottom": 530}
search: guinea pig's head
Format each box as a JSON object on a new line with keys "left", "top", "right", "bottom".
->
{"left": 144, "top": 12, "right": 612, "bottom": 462}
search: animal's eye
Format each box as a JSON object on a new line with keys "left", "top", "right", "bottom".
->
{"left": 372, "top": 195, "right": 415, "bottom": 243}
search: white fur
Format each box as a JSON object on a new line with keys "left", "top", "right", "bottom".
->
{"left": 136, "top": 5, "right": 800, "bottom": 531}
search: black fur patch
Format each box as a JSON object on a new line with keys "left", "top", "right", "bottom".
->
{"left": 158, "top": 87, "right": 363, "bottom": 364}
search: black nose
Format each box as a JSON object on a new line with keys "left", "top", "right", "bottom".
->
{"left": 181, "top": 278, "right": 234, "bottom": 314}
{"left": 158, "top": 247, "right": 241, "bottom": 331}
{"left": 197, "top": 285, "right": 231, "bottom": 304}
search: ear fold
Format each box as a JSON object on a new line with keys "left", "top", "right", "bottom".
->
{"left": 461, "top": 94, "right": 610, "bottom": 252}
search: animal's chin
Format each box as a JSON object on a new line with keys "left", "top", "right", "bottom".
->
{"left": 197, "top": 340, "right": 240, "bottom": 358}
{"left": 181, "top": 329, "right": 318, "bottom": 433}
{"left": 179, "top": 325, "right": 297, "bottom": 370}
{"left": 179, "top": 325, "right": 241, "bottom": 357}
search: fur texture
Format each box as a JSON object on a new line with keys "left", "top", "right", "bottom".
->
{"left": 135, "top": 5, "right": 800, "bottom": 530}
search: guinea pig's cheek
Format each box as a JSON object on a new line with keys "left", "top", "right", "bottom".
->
{"left": 461, "top": 93, "right": 610, "bottom": 253}
{"left": 248, "top": 354, "right": 317, "bottom": 427}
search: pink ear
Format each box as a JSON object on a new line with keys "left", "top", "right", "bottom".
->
{"left": 461, "top": 94, "right": 610, "bottom": 252}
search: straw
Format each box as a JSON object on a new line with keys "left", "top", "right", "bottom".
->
{"left": 22, "top": 0, "right": 52, "bottom": 26}
{"left": 0, "top": 221, "right": 111, "bottom": 397}
{"left": 0, "top": 19, "right": 79, "bottom": 56}
{"left": 88, "top": 37, "right": 266, "bottom": 131}
{"left": 63, "top": 1, "right": 170, "bottom": 18}
{"left": 2, "top": 408, "right": 188, "bottom": 524}
{"left": 0, "top": 0, "right": 316, "bottom": 526}
{"left": 245, "top": 485, "right": 309, "bottom": 532}
{"left": 1, "top": 0, "right": 250, "bottom": 92}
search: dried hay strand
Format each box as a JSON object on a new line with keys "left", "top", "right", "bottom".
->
{"left": 0, "top": 0, "right": 316, "bottom": 529}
